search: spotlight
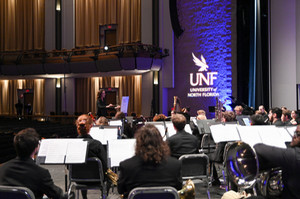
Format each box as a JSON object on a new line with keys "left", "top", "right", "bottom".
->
{"left": 104, "top": 46, "right": 109, "bottom": 51}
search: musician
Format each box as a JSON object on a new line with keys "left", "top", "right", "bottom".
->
{"left": 117, "top": 124, "right": 182, "bottom": 197}
{"left": 115, "top": 111, "right": 134, "bottom": 138}
{"left": 167, "top": 113, "right": 199, "bottom": 159}
{"left": 234, "top": 105, "right": 243, "bottom": 116}
{"left": 95, "top": 116, "right": 109, "bottom": 126}
{"left": 254, "top": 125, "right": 300, "bottom": 199}
{"left": 96, "top": 89, "right": 114, "bottom": 117}
{"left": 0, "top": 128, "right": 67, "bottom": 199}
{"left": 76, "top": 114, "right": 108, "bottom": 199}
{"left": 153, "top": 113, "right": 167, "bottom": 122}
{"left": 281, "top": 109, "right": 292, "bottom": 126}
{"left": 268, "top": 107, "right": 285, "bottom": 126}
{"left": 290, "top": 110, "right": 298, "bottom": 125}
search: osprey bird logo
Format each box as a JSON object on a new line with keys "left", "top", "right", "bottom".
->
{"left": 192, "top": 53, "right": 209, "bottom": 72}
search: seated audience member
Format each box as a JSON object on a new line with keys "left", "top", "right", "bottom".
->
{"left": 95, "top": 116, "right": 109, "bottom": 126}
{"left": 289, "top": 110, "right": 298, "bottom": 125}
{"left": 234, "top": 105, "right": 243, "bottom": 116}
{"left": 268, "top": 107, "right": 284, "bottom": 126}
{"left": 153, "top": 113, "right": 167, "bottom": 122}
{"left": 281, "top": 109, "right": 292, "bottom": 125}
{"left": 250, "top": 114, "right": 266, "bottom": 125}
{"left": 0, "top": 128, "right": 67, "bottom": 199}
{"left": 76, "top": 114, "right": 108, "bottom": 199}
{"left": 115, "top": 111, "right": 134, "bottom": 138}
{"left": 167, "top": 113, "right": 199, "bottom": 159}
{"left": 117, "top": 124, "right": 182, "bottom": 197}
{"left": 254, "top": 125, "right": 300, "bottom": 198}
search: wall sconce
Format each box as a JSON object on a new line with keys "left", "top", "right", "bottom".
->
{"left": 153, "top": 71, "right": 159, "bottom": 85}
{"left": 56, "top": 0, "right": 61, "bottom": 11}
{"left": 56, "top": 78, "right": 61, "bottom": 88}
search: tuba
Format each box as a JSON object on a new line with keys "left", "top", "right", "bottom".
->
{"left": 178, "top": 179, "right": 195, "bottom": 199}
{"left": 225, "top": 141, "right": 283, "bottom": 198}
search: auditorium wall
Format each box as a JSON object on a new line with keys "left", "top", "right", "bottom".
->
{"left": 270, "top": 0, "right": 297, "bottom": 110}
{"left": 162, "top": 0, "right": 236, "bottom": 118}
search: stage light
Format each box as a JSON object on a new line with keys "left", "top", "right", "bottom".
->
{"left": 104, "top": 46, "right": 109, "bottom": 51}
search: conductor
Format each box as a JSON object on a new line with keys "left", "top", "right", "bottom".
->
{"left": 97, "top": 89, "right": 114, "bottom": 117}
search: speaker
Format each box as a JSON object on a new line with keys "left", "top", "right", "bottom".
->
{"left": 169, "top": 0, "right": 184, "bottom": 38}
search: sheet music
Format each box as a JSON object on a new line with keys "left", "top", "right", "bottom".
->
{"left": 45, "top": 139, "right": 68, "bottom": 164}
{"left": 191, "top": 117, "right": 197, "bottom": 126}
{"left": 65, "top": 141, "right": 88, "bottom": 164}
{"left": 258, "top": 126, "right": 286, "bottom": 148}
{"left": 276, "top": 127, "right": 293, "bottom": 142}
{"left": 210, "top": 124, "right": 240, "bottom": 143}
{"left": 184, "top": 124, "right": 192, "bottom": 134}
{"left": 108, "top": 139, "right": 135, "bottom": 167}
{"left": 237, "top": 126, "right": 262, "bottom": 147}
{"left": 109, "top": 120, "right": 122, "bottom": 126}
{"left": 38, "top": 139, "right": 87, "bottom": 164}
{"left": 165, "top": 122, "right": 176, "bottom": 137}
{"left": 153, "top": 124, "right": 166, "bottom": 140}
{"left": 38, "top": 139, "right": 51, "bottom": 156}
{"left": 90, "top": 127, "right": 118, "bottom": 144}
{"left": 286, "top": 126, "right": 297, "bottom": 137}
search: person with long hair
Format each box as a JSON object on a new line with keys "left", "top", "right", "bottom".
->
{"left": 76, "top": 114, "right": 108, "bottom": 199}
{"left": 117, "top": 124, "right": 182, "bottom": 197}
{"left": 96, "top": 89, "right": 114, "bottom": 117}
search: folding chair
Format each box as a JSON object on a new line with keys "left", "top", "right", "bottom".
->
{"left": 200, "top": 133, "right": 216, "bottom": 154}
{"left": 0, "top": 185, "right": 35, "bottom": 199}
{"left": 67, "top": 157, "right": 106, "bottom": 199}
{"left": 128, "top": 186, "right": 179, "bottom": 199}
{"left": 179, "top": 153, "right": 211, "bottom": 199}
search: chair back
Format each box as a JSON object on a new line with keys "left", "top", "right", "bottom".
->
{"left": 69, "top": 157, "right": 104, "bottom": 184}
{"left": 179, "top": 154, "right": 210, "bottom": 180}
{"left": 179, "top": 154, "right": 211, "bottom": 199}
{"left": 0, "top": 185, "right": 35, "bottom": 199}
{"left": 128, "top": 186, "right": 179, "bottom": 199}
{"left": 200, "top": 134, "right": 216, "bottom": 154}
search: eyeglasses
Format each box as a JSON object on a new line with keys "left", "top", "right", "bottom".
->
{"left": 294, "top": 131, "right": 300, "bottom": 137}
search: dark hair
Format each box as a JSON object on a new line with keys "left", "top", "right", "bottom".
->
{"left": 14, "top": 128, "right": 40, "bottom": 158}
{"left": 282, "top": 109, "right": 291, "bottom": 120}
{"left": 222, "top": 111, "right": 237, "bottom": 122}
{"left": 171, "top": 114, "right": 186, "bottom": 131}
{"left": 115, "top": 111, "right": 125, "bottom": 119}
{"left": 250, "top": 114, "right": 265, "bottom": 125}
{"left": 135, "top": 124, "right": 170, "bottom": 163}
{"left": 97, "top": 89, "right": 105, "bottom": 99}
{"left": 271, "top": 107, "right": 282, "bottom": 119}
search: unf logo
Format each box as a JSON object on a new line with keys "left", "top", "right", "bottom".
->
{"left": 190, "top": 53, "right": 218, "bottom": 86}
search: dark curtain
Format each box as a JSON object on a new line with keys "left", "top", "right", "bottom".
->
{"left": 236, "top": 0, "right": 269, "bottom": 111}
